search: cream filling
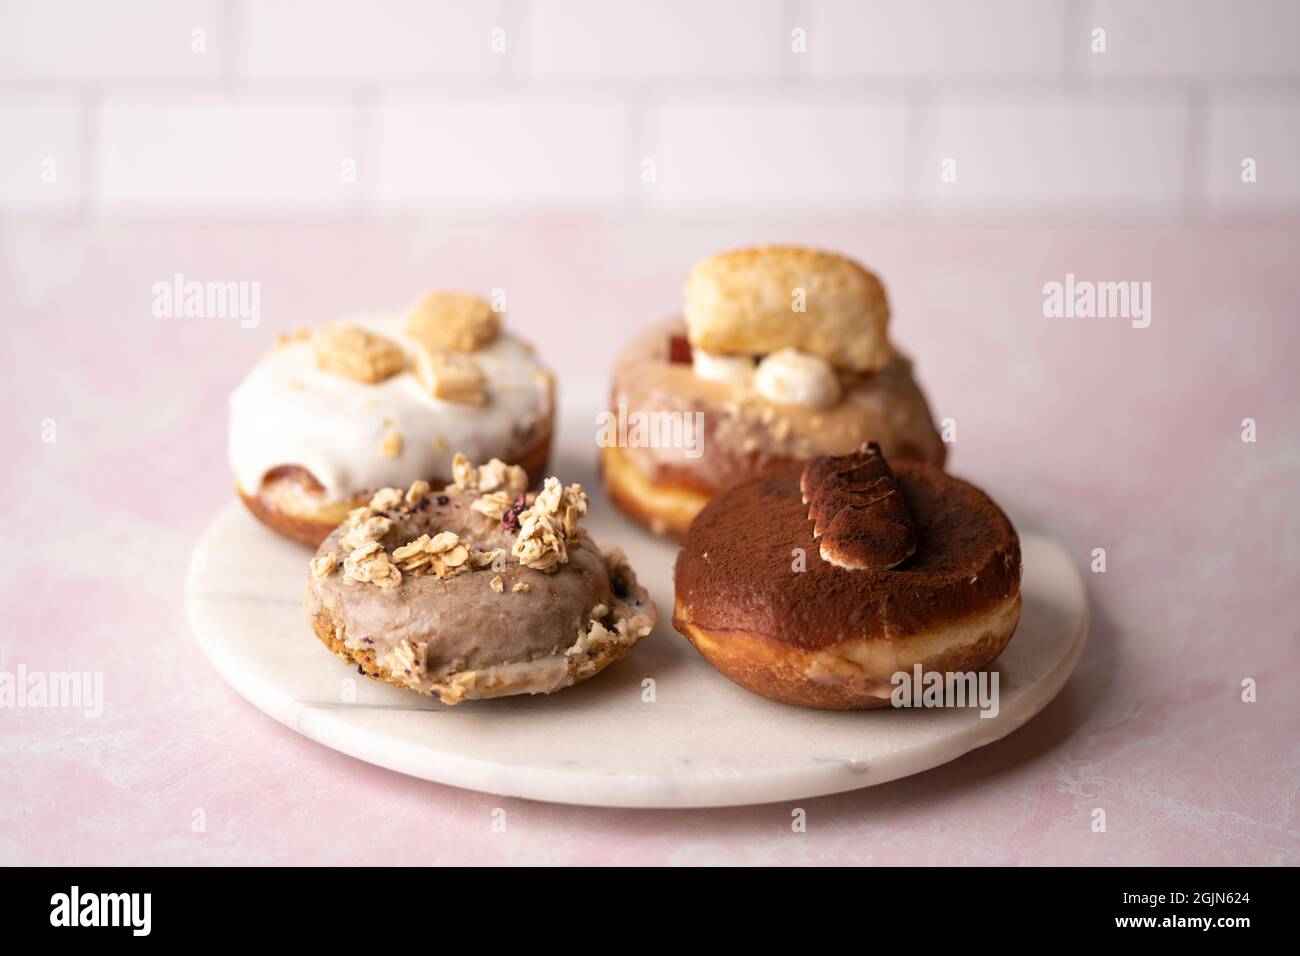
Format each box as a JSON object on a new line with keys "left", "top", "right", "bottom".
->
{"left": 229, "top": 313, "right": 552, "bottom": 502}
{"left": 692, "top": 349, "right": 755, "bottom": 386}
{"left": 805, "top": 593, "right": 1022, "bottom": 696}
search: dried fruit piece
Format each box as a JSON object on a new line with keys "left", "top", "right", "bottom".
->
{"left": 501, "top": 493, "right": 528, "bottom": 532}
{"left": 313, "top": 324, "right": 405, "bottom": 384}
{"left": 668, "top": 334, "right": 693, "bottom": 364}
{"left": 405, "top": 291, "right": 500, "bottom": 353}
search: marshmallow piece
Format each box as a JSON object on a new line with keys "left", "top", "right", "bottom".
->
{"left": 692, "top": 350, "right": 754, "bottom": 386}
{"left": 753, "top": 348, "right": 841, "bottom": 408}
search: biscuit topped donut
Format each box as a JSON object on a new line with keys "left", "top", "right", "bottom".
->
{"left": 603, "top": 246, "right": 946, "bottom": 539}
{"left": 304, "top": 455, "right": 656, "bottom": 704}
{"left": 230, "top": 292, "right": 554, "bottom": 546}
{"left": 672, "top": 444, "right": 1020, "bottom": 710}
{"left": 685, "top": 246, "right": 892, "bottom": 372}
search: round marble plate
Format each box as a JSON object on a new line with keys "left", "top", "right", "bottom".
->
{"left": 187, "top": 499, "right": 1086, "bottom": 809}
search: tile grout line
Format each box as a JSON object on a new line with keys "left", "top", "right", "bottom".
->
{"left": 1183, "top": 82, "right": 1210, "bottom": 223}
{"left": 77, "top": 84, "right": 98, "bottom": 223}
{"left": 902, "top": 82, "right": 931, "bottom": 218}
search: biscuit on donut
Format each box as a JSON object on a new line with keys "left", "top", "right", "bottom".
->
{"left": 304, "top": 457, "right": 657, "bottom": 704}
{"left": 672, "top": 446, "right": 1021, "bottom": 710}
{"left": 230, "top": 296, "right": 555, "bottom": 547}
{"left": 684, "top": 246, "right": 892, "bottom": 373}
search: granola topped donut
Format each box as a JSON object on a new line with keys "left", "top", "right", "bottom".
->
{"left": 230, "top": 291, "right": 555, "bottom": 546}
{"left": 603, "top": 246, "right": 946, "bottom": 539}
{"left": 303, "top": 455, "right": 657, "bottom": 705}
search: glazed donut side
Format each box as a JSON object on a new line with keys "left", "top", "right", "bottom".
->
{"left": 674, "top": 594, "right": 1020, "bottom": 710}
{"left": 672, "top": 461, "right": 1021, "bottom": 710}
{"left": 238, "top": 428, "right": 553, "bottom": 547}
{"left": 600, "top": 445, "right": 708, "bottom": 541}
{"left": 605, "top": 319, "right": 946, "bottom": 538}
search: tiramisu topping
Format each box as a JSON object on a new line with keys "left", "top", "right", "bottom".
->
{"left": 800, "top": 442, "right": 917, "bottom": 570}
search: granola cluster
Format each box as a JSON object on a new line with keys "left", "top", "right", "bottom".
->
{"left": 312, "top": 485, "right": 409, "bottom": 591}
{"left": 392, "top": 532, "right": 502, "bottom": 579}
{"left": 310, "top": 457, "right": 590, "bottom": 589}
{"left": 452, "top": 453, "right": 527, "bottom": 495}
{"left": 511, "top": 477, "right": 589, "bottom": 572}
{"left": 459, "top": 454, "right": 530, "bottom": 522}
{"left": 336, "top": 499, "right": 402, "bottom": 589}
{"left": 343, "top": 540, "right": 402, "bottom": 589}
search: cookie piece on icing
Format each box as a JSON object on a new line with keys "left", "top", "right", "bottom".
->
{"left": 684, "top": 246, "right": 892, "bottom": 373}
{"left": 413, "top": 347, "right": 487, "bottom": 405}
{"left": 406, "top": 291, "right": 500, "bottom": 353}
{"left": 313, "top": 323, "right": 406, "bottom": 384}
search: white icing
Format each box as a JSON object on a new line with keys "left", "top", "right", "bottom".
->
{"left": 753, "top": 347, "right": 841, "bottom": 408}
{"left": 228, "top": 313, "right": 552, "bottom": 502}
{"left": 692, "top": 349, "right": 754, "bottom": 385}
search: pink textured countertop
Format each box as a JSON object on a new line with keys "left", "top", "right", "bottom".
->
{"left": 1, "top": 222, "right": 1296, "bottom": 866}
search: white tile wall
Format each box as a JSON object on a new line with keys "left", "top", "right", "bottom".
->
{"left": 372, "top": 96, "right": 627, "bottom": 209}
{"left": 1203, "top": 96, "right": 1300, "bottom": 213}
{"left": 917, "top": 92, "right": 1189, "bottom": 211}
{"left": 0, "top": 0, "right": 1295, "bottom": 220}
{"left": 0, "top": 97, "right": 81, "bottom": 208}
{"left": 97, "top": 95, "right": 355, "bottom": 210}
{"left": 809, "top": 0, "right": 1069, "bottom": 77}
{"left": 0, "top": 0, "right": 226, "bottom": 79}
{"left": 526, "top": 0, "right": 783, "bottom": 77}
{"left": 648, "top": 97, "right": 907, "bottom": 207}
{"left": 241, "top": 0, "right": 504, "bottom": 79}
{"left": 1082, "top": 0, "right": 1300, "bottom": 77}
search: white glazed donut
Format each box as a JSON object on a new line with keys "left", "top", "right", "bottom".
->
{"left": 230, "top": 310, "right": 554, "bottom": 546}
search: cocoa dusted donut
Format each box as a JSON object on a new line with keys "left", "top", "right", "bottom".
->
{"left": 230, "top": 292, "right": 555, "bottom": 547}
{"left": 672, "top": 444, "right": 1020, "bottom": 710}
{"left": 603, "top": 247, "right": 945, "bottom": 539}
{"left": 304, "top": 455, "right": 656, "bottom": 705}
